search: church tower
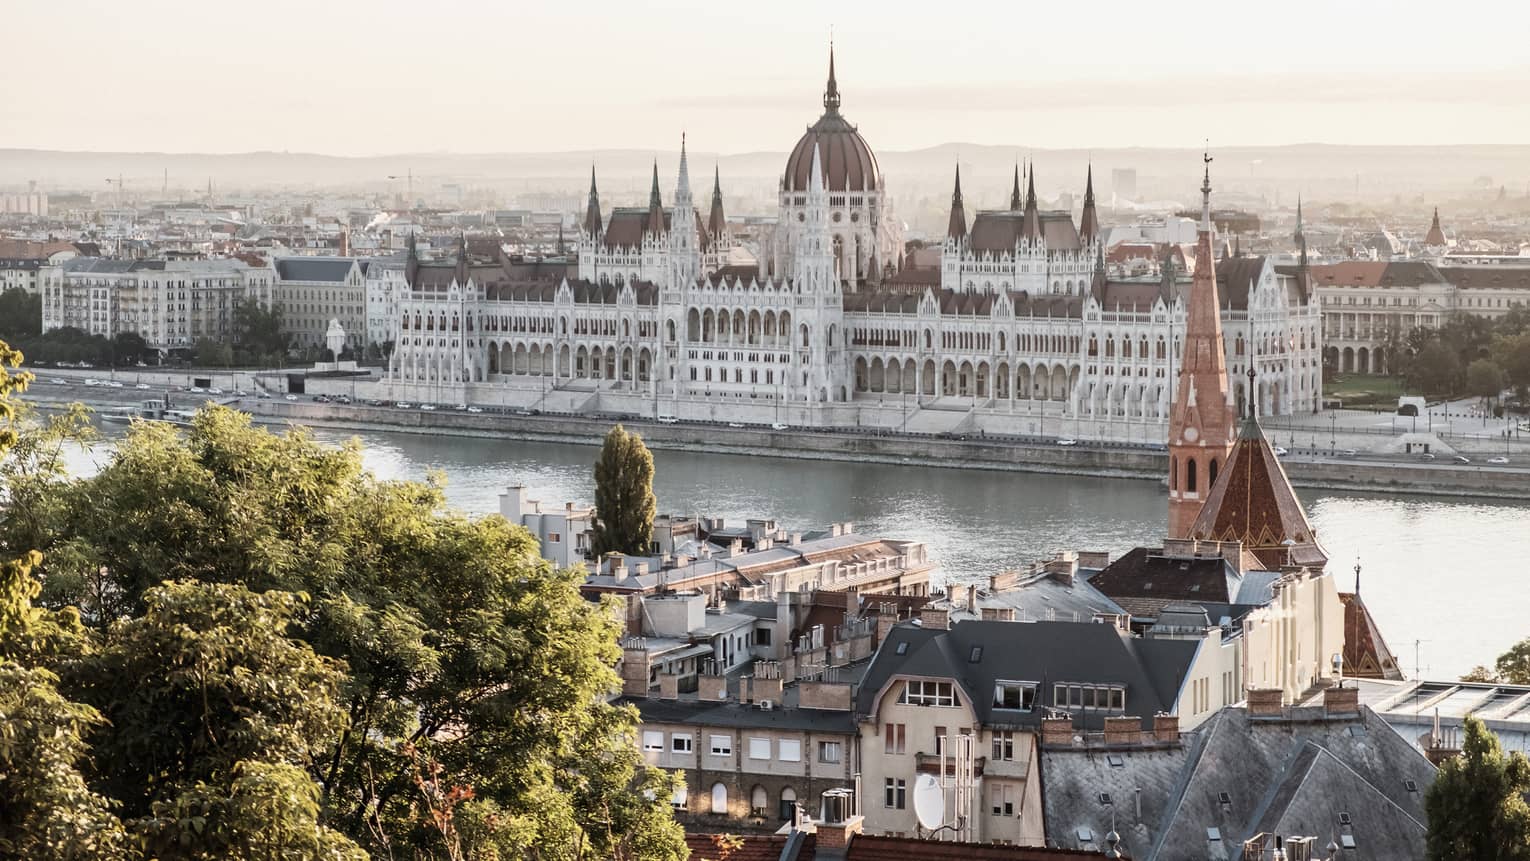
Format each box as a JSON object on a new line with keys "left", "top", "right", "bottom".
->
{"left": 1167, "top": 153, "right": 1236, "bottom": 539}
{"left": 669, "top": 135, "right": 701, "bottom": 287}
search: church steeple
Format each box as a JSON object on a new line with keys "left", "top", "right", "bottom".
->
{"left": 947, "top": 163, "right": 968, "bottom": 243}
{"left": 1424, "top": 206, "right": 1446, "bottom": 248}
{"left": 1010, "top": 163, "right": 1023, "bottom": 211}
{"left": 1167, "top": 150, "right": 1236, "bottom": 540}
{"left": 1080, "top": 163, "right": 1099, "bottom": 244}
{"left": 583, "top": 165, "right": 603, "bottom": 237}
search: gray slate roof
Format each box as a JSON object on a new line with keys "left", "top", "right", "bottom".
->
{"left": 274, "top": 256, "right": 356, "bottom": 282}
{"left": 628, "top": 697, "right": 856, "bottom": 735}
{"left": 854, "top": 619, "right": 1199, "bottom": 730}
{"left": 1042, "top": 705, "right": 1436, "bottom": 859}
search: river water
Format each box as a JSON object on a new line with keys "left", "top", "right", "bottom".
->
{"left": 61, "top": 423, "right": 1530, "bottom": 680}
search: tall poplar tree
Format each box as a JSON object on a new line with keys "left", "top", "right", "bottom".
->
{"left": 591, "top": 424, "right": 657, "bottom": 558}
{"left": 1425, "top": 715, "right": 1530, "bottom": 860}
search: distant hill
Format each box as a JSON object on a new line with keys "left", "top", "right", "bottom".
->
{"left": 4, "top": 143, "right": 1526, "bottom": 210}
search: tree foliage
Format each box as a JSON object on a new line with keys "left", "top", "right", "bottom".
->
{"left": 0, "top": 404, "right": 686, "bottom": 860}
{"left": 1467, "top": 359, "right": 1506, "bottom": 401}
{"left": 1425, "top": 715, "right": 1530, "bottom": 860}
{"left": 1496, "top": 638, "right": 1530, "bottom": 686}
{"left": 591, "top": 424, "right": 657, "bottom": 558}
{"left": 0, "top": 288, "right": 42, "bottom": 340}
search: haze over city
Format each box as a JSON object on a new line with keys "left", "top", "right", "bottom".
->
{"left": 9, "top": 0, "right": 1530, "bottom": 155}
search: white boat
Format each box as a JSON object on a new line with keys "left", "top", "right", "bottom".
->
{"left": 101, "top": 400, "right": 197, "bottom": 428}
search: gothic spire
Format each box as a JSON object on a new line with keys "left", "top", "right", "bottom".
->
{"left": 707, "top": 165, "right": 728, "bottom": 244}
{"left": 823, "top": 40, "right": 841, "bottom": 114}
{"left": 947, "top": 163, "right": 968, "bottom": 242}
{"left": 675, "top": 133, "right": 692, "bottom": 204}
{"left": 583, "top": 164, "right": 603, "bottom": 236}
{"left": 1167, "top": 149, "right": 1236, "bottom": 539}
{"left": 1293, "top": 194, "right": 1305, "bottom": 244}
{"left": 1022, "top": 162, "right": 1041, "bottom": 242}
{"left": 645, "top": 160, "right": 664, "bottom": 237}
{"left": 1010, "top": 163, "right": 1023, "bottom": 211}
{"left": 1080, "top": 162, "right": 1099, "bottom": 243}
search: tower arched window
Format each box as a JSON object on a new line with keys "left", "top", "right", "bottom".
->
{"left": 1209, "top": 458, "right": 1219, "bottom": 487}
{"left": 1187, "top": 459, "right": 1198, "bottom": 493}
{"left": 1170, "top": 457, "right": 1177, "bottom": 490}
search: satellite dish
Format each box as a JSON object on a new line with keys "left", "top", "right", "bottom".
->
{"left": 912, "top": 773, "right": 945, "bottom": 831}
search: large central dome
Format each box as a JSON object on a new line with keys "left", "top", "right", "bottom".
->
{"left": 782, "top": 48, "right": 880, "bottom": 193}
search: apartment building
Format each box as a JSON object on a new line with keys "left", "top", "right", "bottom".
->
{"left": 40, "top": 256, "right": 275, "bottom": 349}
{"left": 273, "top": 257, "right": 367, "bottom": 351}
{"left": 851, "top": 616, "right": 1209, "bottom": 846}
{"left": 498, "top": 484, "right": 593, "bottom": 567}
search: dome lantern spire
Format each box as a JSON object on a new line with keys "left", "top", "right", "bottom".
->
{"left": 824, "top": 39, "right": 841, "bottom": 114}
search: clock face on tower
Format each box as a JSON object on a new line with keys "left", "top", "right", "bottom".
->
{"left": 1184, "top": 426, "right": 1200, "bottom": 443}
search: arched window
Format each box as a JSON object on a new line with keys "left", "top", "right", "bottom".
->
{"left": 779, "top": 787, "right": 798, "bottom": 821}
{"left": 1170, "top": 456, "right": 1178, "bottom": 490}
{"left": 711, "top": 783, "right": 728, "bottom": 815}
{"left": 1209, "top": 458, "right": 1219, "bottom": 487}
{"left": 750, "top": 785, "right": 768, "bottom": 817}
{"left": 1187, "top": 458, "right": 1198, "bottom": 493}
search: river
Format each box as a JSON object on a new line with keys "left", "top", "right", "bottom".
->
{"left": 61, "top": 422, "right": 1530, "bottom": 680}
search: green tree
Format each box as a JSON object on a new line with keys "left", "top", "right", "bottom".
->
{"left": 0, "top": 339, "right": 133, "bottom": 860}
{"left": 0, "top": 288, "right": 43, "bottom": 339}
{"left": 591, "top": 424, "right": 657, "bottom": 558}
{"left": 4, "top": 407, "right": 686, "bottom": 860}
{"left": 1425, "top": 715, "right": 1530, "bottom": 860}
{"left": 1496, "top": 637, "right": 1530, "bottom": 686}
{"left": 69, "top": 580, "right": 363, "bottom": 859}
{"left": 111, "top": 331, "right": 148, "bottom": 366}
{"left": 233, "top": 298, "right": 290, "bottom": 364}
{"left": 1467, "top": 358, "right": 1506, "bottom": 403}
{"left": 1492, "top": 332, "right": 1530, "bottom": 392}
{"left": 193, "top": 336, "right": 234, "bottom": 368}
{"left": 1411, "top": 340, "right": 1463, "bottom": 395}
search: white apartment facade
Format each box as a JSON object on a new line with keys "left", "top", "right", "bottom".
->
{"left": 40, "top": 257, "right": 275, "bottom": 349}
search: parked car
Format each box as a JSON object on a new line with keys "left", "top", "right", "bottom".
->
{"left": 106, "top": 380, "right": 124, "bottom": 388}
{"left": 466, "top": 406, "right": 484, "bottom": 414}
{"left": 1488, "top": 456, "right": 1510, "bottom": 465}
{"left": 419, "top": 403, "right": 437, "bottom": 411}
{"left": 1272, "top": 446, "right": 1288, "bottom": 456}
{"left": 84, "top": 378, "right": 101, "bottom": 387}
{"left": 1055, "top": 438, "right": 1079, "bottom": 447}
{"left": 657, "top": 415, "right": 679, "bottom": 424}
{"left": 771, "top": 422, "right": 789, "bottom": 431}
{"left": 726, "top": 422, "right": 745, "bottom": 428}
{"left": 512, "top": 409, "right": 533, "bottom": 416}
{"left": 454, "top": 404, "right": 468, "bottom": 411}
{"left": 135, "top": 383, "right": 152, "bottom": 390}
{"left": 1418, "top": 453, "right": 1436, "bottom": 461}
{"left": 395, "top": 402, "right": 412, "bottom": 409}
{"left": 207, "top": 387, "right": 224, "bottom": 394}
{"left": 1337, "top": 448, "right": 1358, "bottom": 458}
{"left": 284, "top": 394, "right": 298, "bottom": 401}
{"left": 1453, "top": 455, "right": 1472, "bottom": 464}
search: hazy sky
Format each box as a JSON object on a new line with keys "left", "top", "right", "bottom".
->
{"left": 10, "top": 0, "right": 1530, "bottom": 155}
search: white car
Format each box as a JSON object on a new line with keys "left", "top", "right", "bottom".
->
{"left": 84, "top": 378, "right": 101, "bottom": 387}
{"left": 1272, "top": 446, "right": 1289, "bottom": 456}
{"left": 1488, "top": 456, "right": 1510, "bottom": 465}
{"left": 771, "top": 422, "right": 789, "bottom": 431}
{"left": 466, "top": 406, "right": 484, "bottom": 414}
{"left": 454, "top": 404, "right": 469, "bottom": 411}
{"left": 419, "top": 403, "right": 437, "bottom": 411}
{"left": 657, "top": 415, "right": 679, "bottom": 424}
{"left": 106, "top": 380, "right": 124, "bottom": 388}
{"left": 1055, "top": 438, "right": 1079, "bottom": 447}
{"left": 208, "top": 387, "right": 224, "bottom": 394}
{"left": 726, "top": 422, "right": 745, "bottom": 428}
{"left": 395, "top": 402, "right": 412, "bottom": 409}
{"left": 284, "top": 394, "right": 298, "bottom": 401}
{"left": 135, "top": 383, "right": 151, "bottom": 390}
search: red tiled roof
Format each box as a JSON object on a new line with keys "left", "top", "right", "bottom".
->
{"left": 684, "top": 832, "right": 812, "bottom": 861}
{"left": 1340, "top": 592, "right": 1403, "bottom": 680}
{"left": 1188, "top": 418, "right": 1326, "bottom": 570}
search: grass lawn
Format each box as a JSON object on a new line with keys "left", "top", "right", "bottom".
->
{"left": 1323, "top": 375, "right": 1412, "bottom": 407}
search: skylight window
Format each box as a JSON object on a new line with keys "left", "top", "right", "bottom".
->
{"left": 1208, "top": 827, "right": 1222, "bottom": 842}
{"left": 895, "top": 641, "right": 909, "bottom": 655}
{"left": 969, "top": 646, "right": 983, "bottom": 663}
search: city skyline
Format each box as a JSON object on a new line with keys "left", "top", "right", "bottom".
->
{"left": 10, "top": 0, "right": 1530, "bottom": 156}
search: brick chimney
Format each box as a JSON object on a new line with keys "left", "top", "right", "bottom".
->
{"left": 919, "top": 606, "right": 950, "bottom": 630}
{"left": 1153, "top": 714, "right": 1180, "bottom": 744}
{"left": 1247, "top": 688, "right": 1284, "bottom": 717}
{"left": 1103, "top": 716, "right": 1140, "bottom": 747}
{"left": 698, "top": 672, "right": 727, "bottom": 702}
{"left": 620, "top": 637, "right": 651, "bottom": 697}
{"left": 1041, "top": 716, "right": 1075, "bottom": 747}
{"left": 1323, "top": 684, "right": 1360, "bottom": 717}
{"left": 875, "top": 603, "right": 899, "bottom": 644}
{"left": 657, "top": 671, "right": 680, "bottom": 701}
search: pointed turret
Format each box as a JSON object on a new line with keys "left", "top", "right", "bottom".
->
{"left": 583, "top": 165, "right": 603, "bottom": 237}
{"left": 404, "top": 230, "right": 419, "bottom": 286}
{"left": 1424, "top": 207, "right": 1446, "bottom": 247}
{"left": 675, "top": 134, "right": 693, "bottom": 207}
{"left": 1166, "top": 152, "right": 1236, "bottom": 539}
{"left": 1293, "top": 195, "right": 1305, "bottom": 245}
{"left": 645, "top": 161, "right": 665, "bottom": 238}
{"left": 1010, "top": 164, "right": 1023, "bottom": 211}
{"left": 946, "top": 163, "right": 968, "bottom": 243}
{"left": 824, "top": 41, "right": 841, "bottom": 114}
{"left": 707, "top": 166, "right": 728, "bottom": 245}
{"left": 1022, "top": 163, "right": 1041, "bottom": 242}
{"left": 1080, "top": 163, "right": 1099, "bottom": 244}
